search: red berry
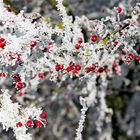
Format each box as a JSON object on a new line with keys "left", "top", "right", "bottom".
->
{"left": 38, "top": 73, "right": 44, "bottom": 79}
{"left": 135, "top": 55, "right": 140, "bottom": 61}
{"left": 116, "top": 7, "right": 122, "bottom": 13}
{"left": 75, "top": 44, "right": 81, "bottom": 49}
{"left": 55, "top": 64, "right": 63, "bottom": 71}
{"left": 48, "top": 42, "right": 54, "bottom": 46}
{"left": 128, "top": 53, "right": 134, "bottom": 59}
{"left": 35, "top": 120, "right": 42, "bottom": 127}
{"left": 98, "top": 67, "right": 105, "bottom": 73}
{"left": 113, "top": 41, "right": 118, "bottom": 46}
{"left": 30, "top": 41, "right": 37, "bottom": 48}
{"left": 17, "top": 91, "right": 23, "bottom": 96}
{"left": 60, "top": 65, "right": 64, "bottom": 69}
{"left": 91, "top": 35, "right": 98, "bottom": 42}
{"left": 73, "top": 70, "right": 78, "bottom": 76}
{"left": 0, "top": 73, "right": 6, "bottom": 77}
{"left": 125, "top": 58, "right": 131, "bottom": 63}
{"left": 17, "top": 54, "right": 21, "bottom": 61}
{"left": 40, "top": 112, "right": 47, "bottom": 119}
{"left": 114, "top": 69, "right": 119, "bottom": 75}
{"left": 112, "top": 61, "right": 117, "bottom": 68}
{"left": 26, "top": 120, "right": 33, "bottom": 127}
{"left": 0, "top": 38, "right": 5, "bottom": 42}
{"left": 16, "top": 82, "right": 23, "bottom": 89}
{"left": 85, "top": 66, "right": 93, "bottom": 73}
{"left": 31, "top": 41, "right": 37, "bottom": 46}
{"left": 66, "top": 66, "right": 74, "bottom": 72}
{"left": 121, "top": 50, "right": 127, "bottom": 55}
{"left": 16, "top": 122, "right": 23, "bottom": 127}
{"left": 0, "top": 43, "right": 5, "bottom": 48}
{"left": 75, "top": 64, "right": 81, "bottom": 71}
{"left": 50, "top": 69, "right": 53, "bottom": 74}
{"left": 6, "top": 7, "right": 12, "bottom": 12}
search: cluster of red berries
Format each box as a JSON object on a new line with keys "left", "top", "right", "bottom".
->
{"left": 125, "top": 53, "right": 140, "bottom": 63}
{"left": 67, "top": 64, "right": 81, "bottom": 76}
{"left": 85, "top": 63, "right": 106, "bottom": 74}
{"left": 16, "top": 112, "right": 47, "bottom": 128}
{"left": 112, "top": 61, "right": 119, "bottom": 75}
{"left": 85, "top": 62, "right": 119, "bottom": 75}
{"left": 55, "top": 62, "right": 118, "bottom": 75}
{"left": 55, "top": 63, "right": 81, "bottom": 76}
{"left": 12, "top": 74, "right": 24, "bottom": 96}
{"left": 66, "top": 64, "right": 81, "bottom": 71}
{"left": 0, "top": 37, "right": 6, "bottom": 49}
{"left": 74, "top": 37, "right": 83, "bottom": 49}
{"left": 85, "top": 66, "right": 95, "bottom": 73}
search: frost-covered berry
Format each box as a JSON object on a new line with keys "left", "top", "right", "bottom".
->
{"left": 55, "top": 64, "right": 63, "bottom": 71}
{"left": 98, "top": 67, "right": 105, "bottom": 73}
{"left": 73, "top": 70, "right": 78, "bottom": 76}
{"left": 66, "top": 66, "right": 74, "bottom": 72}
{"left": 0, "top": 42, "right": 5, "bottom": 48}
{"left": 16, "top": 82, "right": 23, "bottom": 89}
{"left": 26, "top": 120, "right": 33, "bottom": 127}
{"left": 116, "top": 7, "right": 122, "bottom": 13}
{"left": 16, "top": 122, "right": 23, "bottom": 127}
{"left": 40, "top": 112, "right": 47, "bottom": 119}
{"left": 17, "top": 90, "right": 23, "bottom": 96}
{"left": 30, "top": 40, "right": 37, "bottom": 48}
{"left": 75, "top": 64, "right": 81, "bottom": 71}
{"left": 91, "top": 35, "right": 98, "bottom": 42}
{"left": 35, "top": 120, "right": 42, "bottom": 127}
{"left": 75, "top": 44, "right": 81, "bottom": 49}
{"left": 38, "top": 73, "right": 44, "bottom": 79}
{"left": 85, "top": 66, "right": 93, "bottom": 73}
{"left": 121, "top": 50, "right": 127, "bottom": 55}
{"left": 128, "top": 53, "right": 134, "bottom": 59}
{"left": 6, "top": 7, "right": 12, "bottom": 12}
{"left": 0, "top": 37, "right": 5, "bottom": 42}
{"left": 125, "top": 58, "right": 131, "bottom": 63}
{"left": 113, "top": 41, "right": 118, "bottom": 46}
{"left": 114, "top": 69, "right": 119, "bottom": 75}
{"left": 0, "top": 73, "right": 6, "bottom": 77}
{"left": 17, "top": 54, "right": 21, "bottom": 61}
{"left": 78, "top": 37, "right": 83, "bottom": 44}
{"left": 135, "top": 55, "right": 140, "bottom": 61}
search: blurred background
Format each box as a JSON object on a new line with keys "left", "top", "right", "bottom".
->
{"left": 1, "top": 0, "right": 140, "bottom": 140}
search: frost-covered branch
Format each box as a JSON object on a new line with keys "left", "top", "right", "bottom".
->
{"left": 0, "top": 89, "right": 47, "bottom": 140}
{"left": 0, "top": 0, "right": 139, "bottom": 139}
